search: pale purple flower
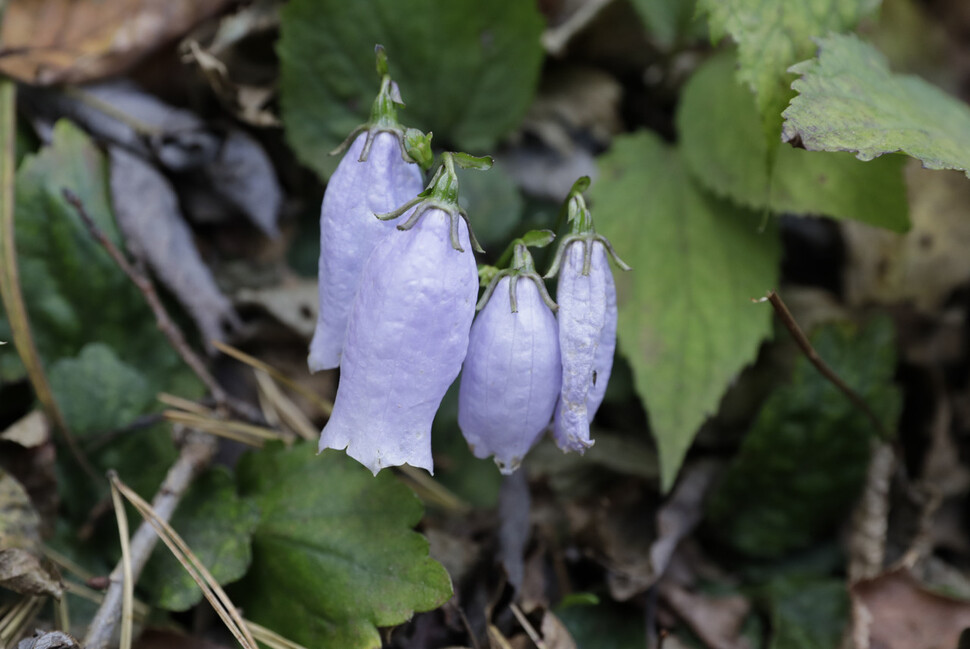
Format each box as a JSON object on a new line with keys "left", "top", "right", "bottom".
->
{"left": 308, "top": 131, "right": 423, "bottom": 372}
{"left": 553, "top": 241, "right": 612, "bottom": 452}
{"left": 458, "top": 276, "right": 561, "bottom": 474}
{"left": 318, "top": 208, "right": 478, "bottom": 474}
{"left": 546, "top": 177, "right": 629, "bottom": 454}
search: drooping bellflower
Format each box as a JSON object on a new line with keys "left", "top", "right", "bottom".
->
{"left": 546, "top": 178, "right": 630, "bottom": 453}
{"left": 308, "top": 47, "right": 432, "bottom": 372}
{"left": 458, "top": 237, "right": 561, "bottom": 473}
{"left": 319, "top": 152, "right": 490, "bottom": 474}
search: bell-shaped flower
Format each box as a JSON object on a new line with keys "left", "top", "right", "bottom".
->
{"left": 546, "top": 178, "right": 630, "bottom": 453}
{"left": 309, "top": 46, "right": 432, "bottom": 372}
{"left": 319, "top": 152, "right": 490, "bottom": 474}
{"left": 458, "top": 236, "right": 560, "bottom": 473}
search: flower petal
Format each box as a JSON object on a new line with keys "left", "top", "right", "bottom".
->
{"left": 458, "top": 277, "right": 561, "bottom": 473}
{"left": 319, "top": 208, "right": 478, "bottom": 474}
{"left": 308, "top": 131, "right": 424, "bottom": 372}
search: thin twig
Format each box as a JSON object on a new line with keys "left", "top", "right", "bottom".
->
{"left": 0, "top": 82, "right": 97, "bottom": 482}
{"left": 62, "top": 188, "right": 225, "bottom": 402}
{"left": 509, "top": 603, "right": 545, "bottom": 649}
{"left": 83, "top": 430, "right": 217, "bottom": 649}
{"left": 757, "top": 290, "right": 888, "bottom": 439}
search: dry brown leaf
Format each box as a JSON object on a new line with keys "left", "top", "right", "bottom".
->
{"left": 844, "top": 161, "right": 970, "bottom": 313}
{"left": 0, "top": 0, "right": 233, "bottom": 84}
{"left": 235, "top": 280, "right": 318, "bottom": 338}
{"left": 0, "top": 410, "right": 49, "bottom": 448}
{"left": 0, "top": 548, "right": 63, "bottom": 597}
{"left": 16, "top": 630, "right": 80, "bottom": 649}
{"left": 540, "top": 610, "right": 578, "bottom": 649}
{"left": 0, "top": 471, "right": 62, "bottom": 598}
{"left": 0, "top": 470, "right": 42, "bottom": 550}
{"left": 593, "top": 462, "right": 715, "bottom": 601}
{"left": 109, "top": 146, "right": 240, "bottom": 352}
{"left": 851, "top": 567, "right": 970, "bottom": 649}
{"left": 659, "top": 581, "right": 751, "bottom": 649}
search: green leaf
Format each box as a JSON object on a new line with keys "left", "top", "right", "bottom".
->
{"left": 678, "top": 53, "right": 909, "bottom": 232}
{"left": 698, "top": 0, "right": 879, "bottom": 137}
{"left": 47, "top": 343, "right": 154, "bottom": 437}
{"left": 14, "top": 120, "right": 198, "bottom": 397}
{"left": 14, "top": 121, "right": 200, "bottom": 524}
{"left": 141, "top": 468, "right": 259, "bottom": 612}
{"left": 456, "top": 160, "right": 524, "bottom": 251}
{"left": 630, "top": 0, "right": 699, "bottom": 49}
{"left": 591, "top": 131, "right": 780, "bottom": 491}
{"left": 278, "top": 0, "right": 544, "bottom": 178}
{"left": 782, "top": 33, "right": 970, "bottom": 177}
{"left": 763, "top": 576, "right": 849, "bottom": 649}
{"left": 235, "top": 443, "right": 453, "bottom": 649}
{"left": 556, "top": 602, "right": 646, "bottom": 649}
{"left": 705, "top": 317, "right": 900, "bottom": 559}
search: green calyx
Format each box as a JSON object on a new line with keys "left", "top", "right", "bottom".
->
{"left": 330, "top": 45, "right": 434, "bottom": 170}
{"left": 545, "top": 177, "right": 631, "bottom": 278}
{"left": 376, "top": 151, "right": 491, "bottom": 253}
{"left": 478, "top": 232, "right": 557, "bottom": 313}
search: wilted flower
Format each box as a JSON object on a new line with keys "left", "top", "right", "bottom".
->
{"left": 319, "top": 152, "right": 489, "bottom": 474}
{"left": 308, "top": 46, "right": 432, "bottom": 372}
{"left": 458, "top": 236, "right": 560, "bottom": 473}
{"left": 546, "top": 178, "right": 630, "bottom": 453}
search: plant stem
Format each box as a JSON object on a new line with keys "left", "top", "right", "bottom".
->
{"left": 760, "top": 290, "right": 889, "bottom": 439}
{"left": 0, "top": 81, "right": 98, "bottom": 481}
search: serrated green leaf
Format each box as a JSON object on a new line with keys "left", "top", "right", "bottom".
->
{"left": 698, "top": 0, "right": 880, "bottom": 138}
{"left": 591, "top": 131, "right": 780, "bottom": 491}
{"left": 678, "top": 53, "right": 909, "bottom": 231}
{"left": 763, "top": 577, "right": 849, "bottom": 649}
{"left": 235, "top": 443, "right": 452, "bottom": 649}
{"left": 47, "top": 344, "right": 153, "bottom": 437}
{"left": 705, "top": 317, "right": 900, "bottom": 559}
{"left": 15, "top": 120, "right": 198, "bottom": 397}
{"left": 782, "top": 33, "right": 970, "bottom": 177}
{"left": 278, "top": 0, "right": 544, "bottom": 178}
{"left": 141, "top": 467, "right": 259, "bottom": 612}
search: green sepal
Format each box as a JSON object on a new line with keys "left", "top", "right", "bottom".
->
{"left": 546, "top": 179, "right": 631, "bottom": 278}
{"left": 328, "top": 46, "right": 431, "bottom": 168}
{"left": 478, "top": 237, "right": 557, "bottom": 313}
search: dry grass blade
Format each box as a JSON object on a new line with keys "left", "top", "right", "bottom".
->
{"left": 162, "top": 410, "right": 291, "bottom": 446}
{"left": 110, "top": 475, "right": 259, "bottom": 649}
{"left": 0, "top": 595, "right": 45, "bottom": 648}
{"left": 62, "top": 580, "right": 149, "bottom": 620}
{"left": 108, "top": 473, "right": 134, "bottom": 649}
{"left": 244, "top": 620, "right": 311, "bottom": 649}
{"left": 213, "top": 340, "right": 334, "bottom": 416}
{"left": 54, "top": 595, "right": 70, "bottom": 632}
{"left": 157, "top": 392, "right": 214, "bottom": 416}
{"left": 395, "top": 466, "right": 471, "bottom": 514}
{"left": 0, "top": 81, "right": 96, "bottom": 482}
{"left": 254, "top": 369, "right": 317, "bottom": 441}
